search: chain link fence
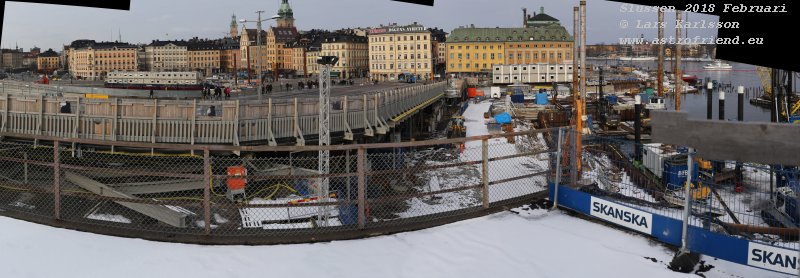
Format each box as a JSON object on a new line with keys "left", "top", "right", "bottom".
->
{"left": 0, "top": 128, "right": 557, "bottom": 243}
{"left": 556, "top": 129, "right": 800, "bottom": 274}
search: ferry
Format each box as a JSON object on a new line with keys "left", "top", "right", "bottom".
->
{"left": 703, "top": 60, "right": 733, "bottom": 71}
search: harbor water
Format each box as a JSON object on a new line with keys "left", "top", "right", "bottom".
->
{"left": 591, "top": 60, "right": 799, "bottom": 123}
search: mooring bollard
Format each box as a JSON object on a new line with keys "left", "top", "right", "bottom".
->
{"left": 719, "top": 91, "right": 726, "bottom": 121}
{"left": 737, "top": 86, "right": 744, "bottom": 122}
{"left": 706, "top": 81, "right": 714, "bottom": 120}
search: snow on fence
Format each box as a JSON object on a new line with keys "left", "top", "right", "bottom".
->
{"left": 0, "top": 128, "right": 557, "bottom": 243}
{"left": 552, "top": 129, "right": 800, "bottom": 276}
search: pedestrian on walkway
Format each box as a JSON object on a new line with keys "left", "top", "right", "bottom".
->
{"left": 224, "top": 86, "right": 231, "bottom": 99}
{"left": 149, "top": 89, "right": 154, "bottom": 99}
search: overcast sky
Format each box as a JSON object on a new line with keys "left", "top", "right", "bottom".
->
{"left": 2, "top": 0, "right": 718, "bottom": 51}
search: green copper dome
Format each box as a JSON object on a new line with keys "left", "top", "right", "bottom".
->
{"left": 278, "top": 0, "right": 294, "bottom": 19}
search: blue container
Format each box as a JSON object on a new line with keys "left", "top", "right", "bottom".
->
{"left": 511, "top": 94, "right": 525, "bottom": 103}
{"left": 638, "top": 93, "right": 650, "bottom": 105}
{"left": 536, "top": 93, "right": 549, "bottom": 105}
{"left": 338, "top": 204, "right": 359, "bottom": 225}
{"left": 495, "top": 112, "right": 512, "bottom": 124}
{"left": 606, "top": 95, "right": 618, "bottom": 105}
{"left": 662, "top": 158, "right": 699, "bottom": 190}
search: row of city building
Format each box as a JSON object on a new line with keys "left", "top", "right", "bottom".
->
{"left": 4, "top": 1, "right": 577, "bottom": 82}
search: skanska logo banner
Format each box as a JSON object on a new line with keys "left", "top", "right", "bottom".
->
{"left": 748, "top": 242, "right": 799, "bottom": 274}
{"left": 590, "top": 197, "right": 652, "bottom": 234}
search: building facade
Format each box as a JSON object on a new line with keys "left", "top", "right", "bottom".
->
{"left": 219, "top": 37, "right": 240, "bottom": 74}
{"left": 1, "top": 49, "right": 24, "bottom": 69}
{"left": 368, "top": 23, "right": 435, "bottom": 81}
{"left": 37, "top": 49, "right": 61, "bottom": 73}
{"left": 67, "top": 40, "right": 138, "bottom": 80}
{"left": 144, "top": 40, "right": 189, "bottom": 72}
{"left": 286, "top": 30, "right": 327, "bottom": 78}
{"left": 321, "top": 32, "right": 368, "bottom": 79}
{"left": 492, "top": 63, "right": 574, "bottom": 85}
{"left": 240, "top": 27, "right": 267, "bottom": 76}
{"left": 446, "top": 8, "right": 573, "bottom": 77}
{"left": 187, "top": 41, "right": 222, "bottom": 76}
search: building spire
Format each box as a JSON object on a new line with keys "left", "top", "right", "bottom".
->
{"left": 230, "top": 13, "right": 239, "bottom": 38}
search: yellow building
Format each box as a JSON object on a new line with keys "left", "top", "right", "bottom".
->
{"left": 37, "top": 49, "right": 61, "bottom": 73}
{"left": 187, "top": 43, "right": 221, "bottom": 76}
{"left": 266, "top": 26, "right": 299, "bottom": 75}
{"left": 446, "top": 8, "right": 573, "bottom": 76}
{"left": 144, "top": 41, "right": 189, "bottom": 72}
{"left": 321, "top": 33, "right": 368, "bottom": 79}
{"left": 368, "top": 23, "right": 435, "bottom": 81}
{"left": 67, "top": 40, "right": 138, "bottom": 80}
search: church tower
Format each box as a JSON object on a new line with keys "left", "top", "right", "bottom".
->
{"left": 230, "top": 14, "right": 238, "bottom": 37}
{"left": 276, "top": 0, "right": 295, "bottom": 28}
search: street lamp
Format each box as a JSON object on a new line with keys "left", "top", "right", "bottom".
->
{"left": 316, "top": 55, "right": 338, "bottom": 226}
{"left": 240, "top": 13, "right": 280, "bottom": 100}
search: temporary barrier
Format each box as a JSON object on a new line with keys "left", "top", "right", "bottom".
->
{"left": 551, "top": 130, "right": 800, "bottom": 276}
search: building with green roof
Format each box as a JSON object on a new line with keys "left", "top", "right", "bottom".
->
{"left": 445, "top": 7, "right": 574, "bottom": 76}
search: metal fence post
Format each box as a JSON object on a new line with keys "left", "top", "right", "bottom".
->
{"left": 570, "top": 128, "right": 578, "bottom": 186}
{"left": 482, "top": 138, "right": 489, "bottom": 209}
{"left": 680, "top": 147, "right": 695, "bottom": 254}
{"left": 357, "top": 147, "right": 366, "bottom": 229}
{"left": 552, "top": 128, "right": 564, "bottom": 210}
{"left": 53, "top": 140, "right": 61, "bottom": 220}
{"left": 203, "top": 148, "right": 211, "bottom": 235}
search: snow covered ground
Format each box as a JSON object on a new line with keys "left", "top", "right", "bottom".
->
{"left": 0, "top": 208, "right": 787, "bottom": 277}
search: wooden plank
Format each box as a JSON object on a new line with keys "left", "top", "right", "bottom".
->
{"left": 112, "top": 179, "right": 204, "bottom": 195}
{"left": 64, "top": 171, "right": 188, "bottom": 228}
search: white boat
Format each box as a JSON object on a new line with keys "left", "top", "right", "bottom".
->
{"left": 703, "top": 60, "right": 733, "bottom": 70}
{"left": 645, "top": 96, "right": 666, "bottom": 110}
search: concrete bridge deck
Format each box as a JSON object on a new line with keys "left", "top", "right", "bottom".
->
{"left": 0, "top": 81, "right": 447, "bottom": 147}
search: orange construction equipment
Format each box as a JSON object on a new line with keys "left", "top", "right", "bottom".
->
{"left": 467, "top": 87, "right": 477, "bottom": 98}
{"left": 226, "top": 166, "right": 248, "bottom": 201}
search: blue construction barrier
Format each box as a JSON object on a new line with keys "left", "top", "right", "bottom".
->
{"left": 549, "top": 183, "right": 799, "bottom": 275}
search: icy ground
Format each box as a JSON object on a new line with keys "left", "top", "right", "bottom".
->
{"left": 0, "top": 209, "right": 787, "bottom": 277}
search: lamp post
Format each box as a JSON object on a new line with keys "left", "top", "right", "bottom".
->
{"left": 316, "top": 55, "right": 339, "bottom": 226}
{"left": 241, "top": 13, "right": 280, "bottom": 100}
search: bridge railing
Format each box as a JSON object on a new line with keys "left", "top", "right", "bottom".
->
{"left": 0, "top": 127, "right": 558, "bottom": 244}
{"left": 0, "top": 82, "right": 446, "bottom": 145}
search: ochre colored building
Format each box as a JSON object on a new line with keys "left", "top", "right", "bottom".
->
{"left": 36, "top": 49, "right": 61, "bottom": 73}
{"left": 67, "top": 40, "right": 138, "bottom": 80}
{"left": 446, "top": 8, "right": 573, "bottom": 76}
{"left": 368, "top": 23, "right": 435, "bottom": 81}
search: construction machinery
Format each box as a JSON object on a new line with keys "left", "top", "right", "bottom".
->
{"left": 446, "top": 116, "right": 466, "bottom": 139}
{"left": 641, "top": 144, "right": 712, "bottom": 203}
{"left": 762, "top": 166, "right": 800, "bottom": 228}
